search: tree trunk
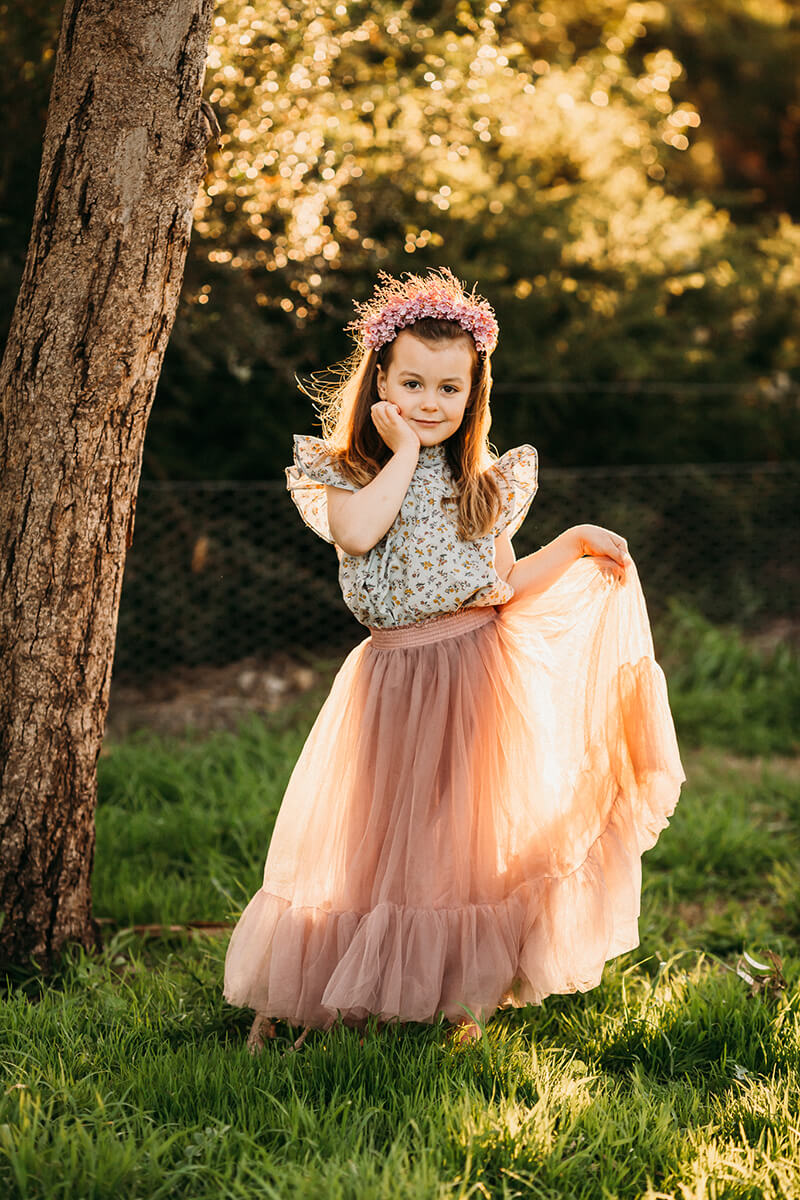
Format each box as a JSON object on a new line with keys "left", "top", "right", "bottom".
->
{"left": 0, "top": 0, "right": 216, "bottom": 972}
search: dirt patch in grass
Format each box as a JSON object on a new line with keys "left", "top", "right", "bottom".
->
{"left": 104, "top": 651, "right": 331, "bottom": 743}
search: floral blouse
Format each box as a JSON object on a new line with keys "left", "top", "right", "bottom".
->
{"left": 285, "top": 434, "right": 539, "bottom": 629}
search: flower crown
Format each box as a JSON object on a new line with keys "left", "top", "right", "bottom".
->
{"left": 344, "top": 265, "right": 499, "bottom": 355}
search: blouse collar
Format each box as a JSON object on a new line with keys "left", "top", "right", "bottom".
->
{"left": 416, "top": 441, "right": 449, "bottom": 469}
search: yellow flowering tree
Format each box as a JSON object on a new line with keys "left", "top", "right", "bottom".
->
{"left": 164, "top": 0, "right": 799, "bottom": 466}
{"left": 2, "top": 1, "right": 798, "bottom": 465}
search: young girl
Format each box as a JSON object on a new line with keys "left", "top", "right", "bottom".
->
{"left": 223, "top": 266, "right": 686, "bottom": 1053}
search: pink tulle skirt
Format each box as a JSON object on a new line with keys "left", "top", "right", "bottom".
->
{"left": 223, "top": 555, "right": 686, "bottom": 1031}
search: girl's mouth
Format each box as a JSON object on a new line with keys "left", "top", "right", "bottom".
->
{"left": 415, "top": 419, "right": 441, "bottom": 426}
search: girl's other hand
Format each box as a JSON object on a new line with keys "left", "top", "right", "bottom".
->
{"left": 570, "top": 523, "right": 633, "bottom": 580}
{"left": 371, "top": 401, "right": 422, "bottom": 457}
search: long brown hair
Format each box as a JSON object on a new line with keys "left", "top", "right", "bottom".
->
{"left": 296, "top": 316, "right": 502, "bottom": 541}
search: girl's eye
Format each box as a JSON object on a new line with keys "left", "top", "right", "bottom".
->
{"left": 403, "top": 382, "right": 457, "bottom": 393}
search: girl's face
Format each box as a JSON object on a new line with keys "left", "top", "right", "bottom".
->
{"left": 375, "top": 329, "right": 475, "bottom": 446}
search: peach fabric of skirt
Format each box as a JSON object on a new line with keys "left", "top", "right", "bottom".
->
{"left": 223, "top": 555, "right": 686, "bottom": 1031}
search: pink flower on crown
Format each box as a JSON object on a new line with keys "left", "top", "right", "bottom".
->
{"left": 343, "top": 265, "right": 499, "bottom": 355}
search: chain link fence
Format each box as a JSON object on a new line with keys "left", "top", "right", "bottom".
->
{"left": 111, "top": 462, "right": 800, "bottom": 685}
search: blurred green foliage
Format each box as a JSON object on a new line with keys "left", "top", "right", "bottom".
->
{"left": 1, "top": 0, "right": 799, "bottom": 477}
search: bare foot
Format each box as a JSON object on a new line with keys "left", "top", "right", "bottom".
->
{"left": 445, "top": 1017, "right": 483, "bottom": 1045}
{"left": 246, "top": 1013, "right": 277, "bottom": 1056}
{"left": 282, "top": 1024, "right": 312, "bottom": 1055}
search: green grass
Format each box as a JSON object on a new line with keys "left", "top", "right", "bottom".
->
{"left": 2, "top": 605, "right": 800, "bottom": 1198}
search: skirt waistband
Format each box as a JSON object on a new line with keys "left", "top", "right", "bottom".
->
{"left": 368, "top": 605, "right": 498, "bottom": 648}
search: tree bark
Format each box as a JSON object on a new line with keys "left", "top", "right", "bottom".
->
{"left": 0, "top": 0, "right": 216, "bottom": 972}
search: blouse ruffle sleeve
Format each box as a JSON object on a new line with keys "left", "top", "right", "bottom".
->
{"left": 488, "top": 444, "right": 539, "bottom": 540}
{"left": 285, "top": 433, "right": 359, "bottom": 544}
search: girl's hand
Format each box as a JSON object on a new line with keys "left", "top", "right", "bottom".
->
{"left": 371, "top": 401, "right": 421, "bottom": 457}
{"left": 570, "top": 523, "right": 633, "bottom": 582}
